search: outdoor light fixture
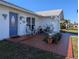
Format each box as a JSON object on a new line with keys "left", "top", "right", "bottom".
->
{"left": 2, "top": 14, "right": 7, "bottom": 19}
{"left": 19, "top": 16, "right": 26, "bottom": 23}
{"left": 20, "top": 16, "right": 24, "bottom": 20}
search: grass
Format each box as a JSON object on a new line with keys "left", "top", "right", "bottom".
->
{"left": 61, "top": 29, "right": 78, "bottom": 34}
{"left": 71, "top": 36, "right": 78, "bottom": 59}
{"left": 0, "top": 40, "right": 65, "bottom": 59}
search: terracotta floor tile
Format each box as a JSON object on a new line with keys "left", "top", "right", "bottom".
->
{"left": 9, "top": 33, "right": 73, "bottom": 58}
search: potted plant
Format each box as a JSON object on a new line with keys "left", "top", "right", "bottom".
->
{"left": 48, "top": 38, "right": 53, "bottom": 44}
{"left": 43, "top": 33, "right": 53, "bottom": 44}
{"left": 48, "top": 33, "right": 53, "bottom": 44}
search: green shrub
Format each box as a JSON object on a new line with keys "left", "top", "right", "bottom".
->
{"left": 52, "top": 33, "right": 62, "bottom": 44}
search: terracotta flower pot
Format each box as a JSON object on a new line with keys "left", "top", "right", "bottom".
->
{"left": 48, "top": 38, "right": 52, "bottom": 44}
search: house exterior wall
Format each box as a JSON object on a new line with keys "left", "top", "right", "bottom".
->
{"left": 0, "top": 7, "right": 9, "bottom": 40}
{"left": 0, "top": 5, "right": 61, "bottom": 40}
{"left": 0, "top": 5, "right": 40, "bottom": 40}
{"left": 37, "top": 17, "right": 60, "bottom": 32}
{"left": 52, "top": 16, "right": 60, "bottom": 32}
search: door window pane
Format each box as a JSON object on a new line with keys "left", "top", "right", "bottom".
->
{"left": 11, "top": 16, "right": 15, "bottom": 25}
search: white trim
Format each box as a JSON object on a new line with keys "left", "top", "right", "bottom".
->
{"left": 0, "top": 0, "right": 63, "bottom": 18}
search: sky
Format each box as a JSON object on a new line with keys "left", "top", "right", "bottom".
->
{"left": 5, "top": 0, "right": 78, "bottom": 23}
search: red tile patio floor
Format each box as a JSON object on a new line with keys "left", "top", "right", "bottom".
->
{"left": 9, "top": 33, "right": 73, "bottom": 58}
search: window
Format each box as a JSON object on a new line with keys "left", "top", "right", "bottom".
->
{"left": 26, "top": 17, "right": 35, "bottom": 31}
{"left": 32, "top": 17, "right": 35, "bottom": 26}
{"left": 26, "top": 17, "right": 30, "bottom": 26}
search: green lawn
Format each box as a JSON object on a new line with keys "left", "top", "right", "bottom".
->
{"left": 0, "top": 40, "right": 65, "bottom": 59}
{"left": 61, "top": 29, "right": 78, "bottom": 34}
{"left": 71, "top": 36, "right": 78, "bottom": 59}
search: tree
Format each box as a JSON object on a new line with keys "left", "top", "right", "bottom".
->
{"left": 60, "top": 19, "right": 71, "bottom": 29}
